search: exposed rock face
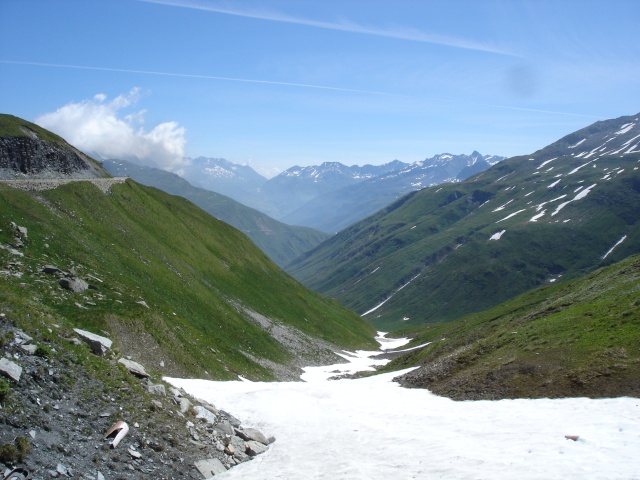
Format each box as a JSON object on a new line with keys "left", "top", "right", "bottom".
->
{"left": 0, "top": 134, "right": 108, "bottom": 179}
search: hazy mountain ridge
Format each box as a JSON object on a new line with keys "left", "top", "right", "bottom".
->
{"left": 287, "top": 112, "right": 640, "bottom": 330}
{"left": 281, "top": 152, "right": 503, "bottom": 232}
{"left": 180, "top": 153, "right": 502, "bottom": 232}
{"left": 179, "top": 156, "right": 267, "bottom": 201}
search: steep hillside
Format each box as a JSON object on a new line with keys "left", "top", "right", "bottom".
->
{"left": 381, "top": 253, "right": 640, "bottom": 400}
{"left": 103, "top": 159, "right": 329, "bottom": 267}
{"left": 0, "top": 179, "right": 376, "bottom": 382}
{"left": 287, "top": 113, "right": 640, "bottom": 330}
{"left": 0, "top": 114, "right": 109, "bottom": 179}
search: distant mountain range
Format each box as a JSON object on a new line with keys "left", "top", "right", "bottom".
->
{"left": 102, "top": 159, "right": 329, "bottom": 268}
{"left": 178, "top": 153, "right": 503, "bottom": 233}
{"left": 286, "top": 112, "right": 640, "bottom": 330}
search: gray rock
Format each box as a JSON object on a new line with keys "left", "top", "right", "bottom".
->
{"left": 14, "top": 329, "right": 33, "bottom": 344}
{"left": 194, "top": 458, "right": 226, "bottom": 477}
{"left": 59, "top": 277, "right": 89, "bottom": 293}
{"left": 73, "top": 328, "right": 112, "bottom": 355}
{"left": 221, "top": 410, "right": 241, "bottom": 428}
{"left": 20, "top": 344, "right": 38, "bottom": 354}
{"left": 0, "top": 357, "right": 22, "bottom": 382}
{"left": 194, "top": 405, "right": 217, "bottom": 425}
{"left": 118, "top": 358, "right": 150, "bottom": 378}
{"left": 215, "top": 419, "right": 234, "bottom": 436}
{"left": 227, "top": 435, "right": 246, "bottom": 455}
{"left": 42, "top": 265, "right": 62, "bottom": 274}
{"left": 178, "top": 397, "right": 192, "bottom": 414}
{"left": 246, "top": 440, "right": 269, "bottom": 457}
{"left": 235, "top": 427, "right": 268, "bottom": 445}
{"left": 147, "top": 382, "right": 166, "bottom": 396}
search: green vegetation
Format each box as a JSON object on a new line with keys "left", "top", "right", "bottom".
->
{"left": 288, "top": 134, "right": 640, "bottom": 329}
{"left": 103, "top": 160, "right": 330, "bottom": 268}
{"left": 0, "top": 114, "right": 69, "bottom": 146}
{"left": 0, "top": 179, "right": 376, "bottom": 381}
{"left": 0, "top": 378, "right": 10, "bottom": 404}
{"left": 379, "top": 253, "right": 640, "bottom": 399}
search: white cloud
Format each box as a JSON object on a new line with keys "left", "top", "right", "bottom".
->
{"left": 35, "top": 88, "right": 188, "bottom": 171}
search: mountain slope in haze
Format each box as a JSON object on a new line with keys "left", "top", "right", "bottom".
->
{"left": 103, "top": 159, "right": 330, "bottom": 267}
{"left": 287, "top": 112, "right": 640, "bottom": 330}
{"left": 0, "top": 113, "right": 109, "bottom": 179}
{"left": 381, "top": 253, "right": 640, "bottom": 400}
{"left": 179, "top": 156, "right": 267, "bottom": 204}
{"left": 282, "top": 152, "right": 503, "bottom": 232}
{"left": 181, "top": 155, "right": 501, "bottom": 233}
{"left": 252, "top": 161, "right": 407, "bottom": 221}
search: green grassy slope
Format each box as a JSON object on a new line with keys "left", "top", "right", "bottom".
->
{"left": 287, "top": 113, "right": 640, "bottom": 330}
{"left": 380, "top": 253, "right": 640, "bottom": 399}
{"left": 0, "top": 180, "right": 376, "bottom": 381}
{"left": 102, "top": 159, "right": 330, "bottom": 267}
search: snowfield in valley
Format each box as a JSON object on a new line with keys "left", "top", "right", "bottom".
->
{"left": 167, "top": 334, "right": 640, "bottom": 479}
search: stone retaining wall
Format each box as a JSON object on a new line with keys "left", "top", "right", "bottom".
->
{"left": 0, "top": 177, "right": 128, "bottom": 193}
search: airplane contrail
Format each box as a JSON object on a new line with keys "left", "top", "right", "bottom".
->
{"left": 140, "top": 0, "right": 517, "bottom": 57}
{"left": 0, "top": 60, "right": 408, "bottom": 97}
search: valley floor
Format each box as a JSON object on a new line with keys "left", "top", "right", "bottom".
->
{"left": 167, "top": 335, "right": 640, "bottom": 479}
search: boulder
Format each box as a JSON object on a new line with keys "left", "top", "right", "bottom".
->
{"left": 0, "top": 357, "right": 22, "bottom": 382}
{"left": 246, "top": 440, "right": 269, "bottom": 457}
{"left": 20, "top": 344, "right": 38, "bottom": 355}
{"left": 235, "top": 427, "right": 269, "bottom": 445}
{"left": 147, "top": 382, "right": 166, "bottom": 396}
{"left": 42, "top": 265, "right": 62, "bottom": 274}
{"left": 60, "top": 277, "right": 89, "bottom": 293}
{"left": 194, "top": 405, "right": 217, "bottom": 425}
{"left": 118, "top": 358, "right": 150, "bottom": 378}
{"left": 73, "top": 328, "right": 112, "bottom": 355}
{"left": 178, "top": 397, "right": 192, "bottom": 414}
{"left": 194, "top": 458, "right": 226, "bottom": 477}
{"left": 215, "top": 419, "right": 234, "bottom": 436}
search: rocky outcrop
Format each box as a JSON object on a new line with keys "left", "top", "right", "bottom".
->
{"left": 0, "top": 316, "right": 271, "bottom": 479}
{"left": 0, "top": 134, "right": 108, "bottom": 179}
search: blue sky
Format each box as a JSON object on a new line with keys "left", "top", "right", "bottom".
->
{"left": 1, "top": 0, "right": 639, "bottom": 177}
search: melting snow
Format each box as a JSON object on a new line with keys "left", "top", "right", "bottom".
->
{"left": 496, "top": 209, "right": 526, "bottom": 223}
{"left": 615, "top": 123, "right": 635, "bottom": 135}
{"left": 537, "top": 157, "right": 558, "bottom": 169}
{"left": 167, "top": 332, "right": 640, "bottom": 480}
{"left": 529, "top": 210, "right": 546, "bottom": 222}
{"left": 602, "top": 235, "right": 627, "bottom": 260}
{"left": 568, "top": 138, "right": 586, "bottom": 148}
{"left": 489, "top": 230, "right": 506, "bottom": 240}
{"left": 548, "top": 179, "right": 561, "bottom": 188}
{"left": 493, "top": 199, "right": 514, "bottom": 212}
{"left": 361, "top": 273, "right": 421, "bottom": 316}
{"left": 568, "top": 160, "right": 595, "bottom": 175}
{"left": 551, "top": 184, "right": 597, "bottom": 216}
